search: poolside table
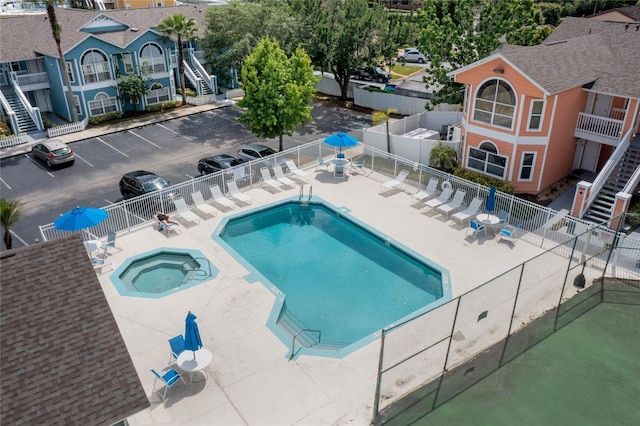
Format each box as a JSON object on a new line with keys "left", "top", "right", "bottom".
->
{"left": 476, "top": 213, "right": 501, "bottom": 233}
{"left": 83, "top": 240, "right": 102, "bottom": 255}
{"left": 177, "top": 348, "right": 212, "bottom": 383}
{"left": 331, "top": 158, "right": 350, "bottom": 179}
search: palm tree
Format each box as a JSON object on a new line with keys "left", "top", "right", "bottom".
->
{"left": 157, "top": 14, "right": 198, "bottom": 106}
{"left": 429, "top": 142, "right": 457, "bottom": 173}
{"left": 1, "top": 198, "right": 23, "bottom": 250}
{"left": 45, "top": 0, "right": 78, "bottom": 122}
{"left": 372, "top": 108, "right": 397, "bottom": 153}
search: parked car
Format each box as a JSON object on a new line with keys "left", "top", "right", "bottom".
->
{"left": 119, "top": 170, "right": 173, "bottom": 200}
{"left": 237, "top": 144, "right": 278, "bottom": 163}
{"left": 198, "top": 154, "right": 245, "bottom": 175}
{"left": 352, "top": 66, "right": 391, "bottom": 83}
{"left": 397, "top": 48, "right": 427, "bottom": 64}
{"left": 31, "top": 139, "right": 75, "bottom": 168}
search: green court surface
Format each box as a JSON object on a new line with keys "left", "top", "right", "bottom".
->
{"left": 391, "top": 303, "right": 640, "bottom": 426}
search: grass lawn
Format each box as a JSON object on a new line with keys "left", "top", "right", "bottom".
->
{"left": 391, "top": 64, "right": 423, "bottom": 76}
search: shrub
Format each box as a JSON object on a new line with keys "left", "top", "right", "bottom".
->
{"left": 453, "top": 168, "right": 515, "bottom": 194}
{"left": 89, "top": 111, "right": 123, "bottom": 125}
{"left": 145, "top": 101, "right": 180, "bottom": 113}
{"left": 628, "top": 201, "right": 640, "bottom": 227}
{"left": 42, "top": 117, "right": 55, "bottom": 129}
{"left": 177, "top": 88, "right": 197, "bottom": 97}
{"left": 0, "top": 121, "right": 12, "bottom": 138}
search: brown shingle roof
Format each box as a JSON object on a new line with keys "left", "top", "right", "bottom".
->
{"left": 0, "top": 234, "right": 149, "bottom": 425}
{"left": 0, "top": 4, "right": 212, "bottom": 62}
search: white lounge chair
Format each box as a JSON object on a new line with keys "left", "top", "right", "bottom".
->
{"left": 209, "top": 185, "right": 236, "bottom": 210}
{"left": 227, "top": 179, "right": 253, "bottom": 204}
{"left": 173, "top": 197, "right": 201, "bottom": 225}
{"left": 421, "top": 187, "right": 453, "bottom": 212}
{"left": 452, "top": 197, "right": 483, "bottom": 226}
{"left": 285, "top": 159, "right": 310, "bottom": 182}
{"left": 273, "top": 165, "right": 296, "bottom": 188}
{"left": 191, "top": 190, "right": 217, "bottom": 217}
{"left": 412, "top": 178, "right": 439, "bottom": 205}
{"left": 260, "top": 167, "right": 284, "bottom": 192}
{"left": 436, "top": 189, "right": 467, "bottom": 218}
{"left": 379, "top": 170, "right": 409, "bottom": 194}
{"left": 155, "top": 217, "right": 181, "bottom": 235}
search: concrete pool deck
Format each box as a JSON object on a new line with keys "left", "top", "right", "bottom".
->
{"left": 97, "top": 166, "right": 550, "bottom": 425}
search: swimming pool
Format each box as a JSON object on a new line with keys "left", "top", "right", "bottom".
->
{"left": 215, "top": 198, "right": 451, "bottom": 357}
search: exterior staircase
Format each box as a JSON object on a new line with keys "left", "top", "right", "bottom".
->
{"left": 584, "top": 138, "right": 640, "bottom": 223}
{"left": 0, "top": 85, "right": 38, "bottom": 134}
{"left": 190, "top": 65, "right": 214, "bottom": 96}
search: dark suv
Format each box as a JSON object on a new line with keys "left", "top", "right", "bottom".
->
{"left": 198, "top": 154, "right": 245, "bottom": 175}
{"left": 119, "top": 170, "right": 173, "bottom": 200}
{"left": 353, "top": 66, "right": 391, "bottom": 83}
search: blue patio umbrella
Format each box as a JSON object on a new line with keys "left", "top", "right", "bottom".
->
{"left": 486, "top": 185, "right": 496, "bottom": 212}
{"left": 184, "top": 311, "right": 203, "bottom": 359}
{"left": 54, "top": 206, "right": 108, "bottom": 231}
{"left": 324, "top": 132, "right": 359, "bottom": 152}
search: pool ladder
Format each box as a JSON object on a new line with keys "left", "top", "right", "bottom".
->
{"left": 299, "top": 185, "right": 312, "bottom": 209}
{"left": 180, "top": 257, "right": 212, "bottom": 285}
{"left": 290, "top": 328, "right": 321, "bottom": 360}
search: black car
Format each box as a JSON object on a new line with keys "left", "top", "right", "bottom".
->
{"left": 198, "top": 154, "right": 245, "bottom": 175}
{"left": 352, "top": 66, "right": 391, "bottom": 83}
{"left": 119, "top": 170, "right": 172, "bottom": 200}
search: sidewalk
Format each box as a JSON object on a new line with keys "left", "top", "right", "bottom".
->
{"left": 0, "top": 101, "right": 232, "bottom": 160}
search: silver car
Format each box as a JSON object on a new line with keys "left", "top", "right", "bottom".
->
{"left": 32, "top": 139, "right": 75, "bottom": 167}
{"left": 397, "top": 49, "right": 427, "bottom": 64}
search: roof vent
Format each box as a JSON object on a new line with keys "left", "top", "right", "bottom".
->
{"left": 130, "top": 27, "right": 139, "bottom": 32}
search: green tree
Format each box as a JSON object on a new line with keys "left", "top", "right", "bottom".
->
{"left": 237, "top": 37, "right": 318, "bottom": 152}
{"left": 117, "top": 74, "right": 150, "bottom": 113}
{"left": 42, "top": 0, "right": 78, "bottom": 123}
{"left": 1, "top": 198, "right": 22, "bottom": 250}
{"left": 429, "top": 142, "right": 457, "bottom": 173}
{"left": 157, "top": 14, "right": 198, "bottom": 106}
{"left": 417, "top": 0, "right": 541, "bottom": 107}
{"left": 372, "top": 108, "right": 397, "bottom": 153}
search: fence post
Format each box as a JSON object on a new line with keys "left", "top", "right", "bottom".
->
{"left": 371, "top": 330, "right": 386, "bottom": 425}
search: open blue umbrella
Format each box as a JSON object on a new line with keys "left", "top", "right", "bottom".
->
{"left": 54, "top": 206, "right": 108, "bottom": 231}
{"left": 324, "top": 132, "right": 359, "bottom": 152}
{"left": 184, "top": 311, "right": 202, "bottom": 360}
{"left": 485, "top": 185, "right": 496, "bottom": 212}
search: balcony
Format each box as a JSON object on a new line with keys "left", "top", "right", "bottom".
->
{"left": 574, "top": 112, "right": 623, "bottom": 146}
{"left": 16, "top": 72, "right": 50, "bottom": 91}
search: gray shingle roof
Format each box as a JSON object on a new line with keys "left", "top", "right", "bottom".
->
{"left": 0, "top": 4, "right": 212, "bottom": 62}
{"left": 0, "top": 234, "right": 149, "bottom": 425}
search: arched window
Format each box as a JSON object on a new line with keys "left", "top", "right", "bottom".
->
{"left": 146, "top": 82, "right": 170, "bottom": 105}
{"left": 140, "top": 43, "right": 165, "bottom": 73}
{"left": 81, "top": 49, "right": 112, "bottom": 83}
{"left": 473, "top": 79, "right": 516, "bottom": 128}
{"left": 89, "top": 92, "right": 117, "bottom": 116}
{"left": 467, "top": 141, "right": 508, "bottom": 179}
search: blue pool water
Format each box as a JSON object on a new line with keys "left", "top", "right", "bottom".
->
{"left": 216, "top": 199, "right": 451, "bottom": 356}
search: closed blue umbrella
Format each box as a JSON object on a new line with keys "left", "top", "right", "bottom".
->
{"left": 486, "top": 185, "right": 496, "bottom": 212}
{"left": 54, "top": 206, "right": 108, "bottom": 231}
{"left": 324, "top": 132, "right": 359, "bottom": 152}
{"left": 184, "top": 311, "right": 202, "bottom": 359}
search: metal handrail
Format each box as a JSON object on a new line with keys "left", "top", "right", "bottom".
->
{"left": 180, "top": 257, "right": 212, "bottom": 284}
{"left": 289, "top": 328, "right": 321, "bottom": 359}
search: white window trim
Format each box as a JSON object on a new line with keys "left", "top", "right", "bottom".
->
{"left": 527, "top": 99, "right": 545, "bottom": 131}
{"left": 81, "top": 49, "right": 112, "bottom": 84}
{"left": 73, "top": 95, "right": 81, "bottom": 115}
{"left": 65, "top": 62, "right": 75, "bottom": 83}
{"left": 122, "top": 53, "right": 134, "bottom": 74}
{"left": 518, "top": 151, "right": 536, "bottom": 182}
{"left": 89, "top": 92, "right": 118, "bottom": 116}
{"left": 139, "top": 43, "right": 166, "bottom": 74}
{"left": 471, "top": 77, "right": 517, "bottom": 131}
{"left": 466, "top": 142, "right": 508, "bottom": 179}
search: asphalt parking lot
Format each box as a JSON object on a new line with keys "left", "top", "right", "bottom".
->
{"left": 0, "top": 104, "right": 371, "bottom": 249}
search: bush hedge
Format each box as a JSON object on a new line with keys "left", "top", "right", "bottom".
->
{"left": 89, "top": 111, "right": 123, "bottom": 125}
{"left": 145, "top": 101, "right": 180, "bottom": 113}
{"left": 453, "top": 168, "right": 515, "bottom": 194}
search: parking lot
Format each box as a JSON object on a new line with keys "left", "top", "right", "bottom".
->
{"left": 0, "top": 104, "right": 371, "bottom": 249}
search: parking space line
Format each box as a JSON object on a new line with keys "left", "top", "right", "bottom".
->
{"left": 157, "top": 123, "right": 195, "bottom": 141}
{"left": 128, "top": 130, "right": 162, "bottom": 148}
{"left": 208, "top": 110, "right": 239, "bottom": 123}
{"left": 74, "top": 153, "right": 94, "bottom": 167}
{"left": 97, "top": 137, "right": 129, "bottom": 157}
{"left": 24, "top": 153, "right": 54, "bottom": 177}
{"left": 0, "top": 177, "right": 11, "bottom": 190}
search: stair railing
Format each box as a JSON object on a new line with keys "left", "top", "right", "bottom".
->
{"left": 0, "top": 90, "right": 19, "bottom": 135}
{"left": 188, "top": 50, "right": 217, "bottom": 95}
{"left": 182, "top": 61, "right": 203, "bottom": 96}
{"left": 290, "top": 328, "right": 321, "bottom": 359}
{"left": 9, "top": 72, "right": 43, "bottom": 131}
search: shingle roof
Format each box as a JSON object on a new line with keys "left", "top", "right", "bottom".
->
{"left": 0, "top": 234, "right": 149, "bottom": 425}
{"left": 590, "top": 4, "right": 640, "bottom": 22}
{"left": 0, "top": 4, "right": 212, "bottom": 62}
{"left": 496, "top": 17, "right": 640, "bottom": 98}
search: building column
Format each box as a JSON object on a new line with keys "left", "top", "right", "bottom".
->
{"left": 610, "top": 192, "right": 632, "bottom": 230}
{"left": 571, "top": 181, "right": 592, "bottom": 218}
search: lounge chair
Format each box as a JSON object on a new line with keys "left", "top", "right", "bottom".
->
{"left": 273, "top": 165, "right": 296, "bottom": 188}
{"left": 227, "top": 179, "right": 254, "bottom": 203}
{"left": 350, "top": 157, "right": 366, "bottom": 174}
{"left": 285, "top": 159, "right": 310, "bottom": 182}
{"left": 497, "top": 224, "right": 521, "bottom": 244}
{"left": 260, "top": 167, "right": 284, "bottom": 192}
{"left": 156, "top": 217, "right": 181, "bottom": 235}
{"left": 191, "top": 190, "right": 217, "bottom": 217}
{"left": 421, "top": 186, "right": 453, "bottom": 212}
{"left": 174, "top": 197, "right": 201, "bottom": 225}
{"left": 436, "top": 189, "right": 467, "bottom": 218}
{"left": 542, "top": 209, "right": 569, "bottom": 231}
{"left": 412, "top": 178, "right": 439, "bottom": 205}
{"left": 209, "top": 185, "right": 236, "bottom": 210}
{"left": 379, "top": 170, "right": 409, "bottom": 194}
{"left": 151, "top": 368, "right": 186, "bottom": 402}
{"left": 465, "top": 220, "right": 486, "bottom": 241}
{"left": 452, "top": 197, "right": 483, "bottom": 226}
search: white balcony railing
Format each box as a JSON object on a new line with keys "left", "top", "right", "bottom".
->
{"left": 16, "top": 72, "right": 49, "bottom": 89}
{"left": 574, "top": 112, "right": 624, "bottom": 146}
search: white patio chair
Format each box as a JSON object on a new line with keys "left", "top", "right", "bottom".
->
{"left": 273, "top": 165, "right": 296, "bottom": 188}
{"left": 191, "top": 190, "right": 217, "bottom": 217}
{"left": 260, "top": 167, "right": 284, "bottom": 192}
{"left": 227, "top": 179, "right": 253, "bottom": 204}
{"left": 379, "top": 170, "right": 409, "bottom": 194}
{"left": 436, "top": 189, "right": 467, "bottom": 218}
{"left": 173, "top": 197, "right": 201, "bottom": 225}
{"left": 209, "top": 185, "right": 237, "bottom": 210}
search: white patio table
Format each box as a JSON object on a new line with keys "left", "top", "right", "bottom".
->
{"left": 177, "top": 348, "right": 212, "bottom": 383}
